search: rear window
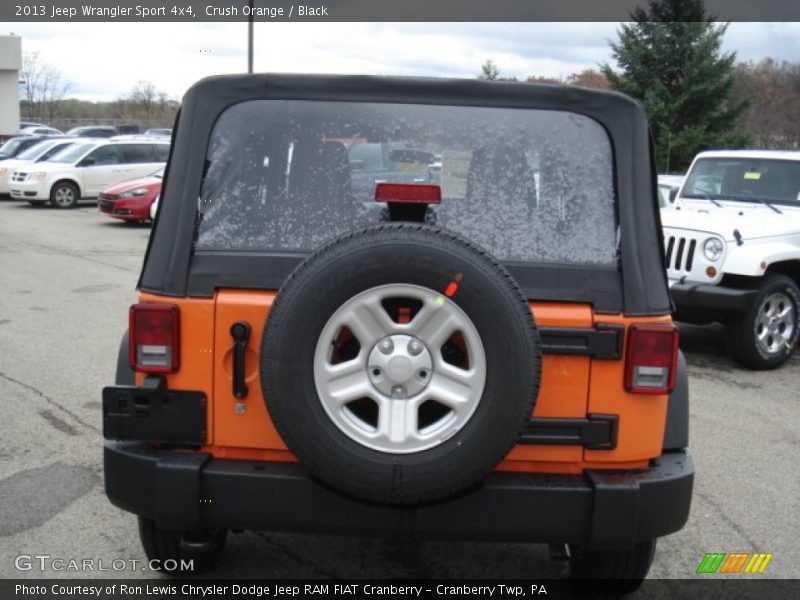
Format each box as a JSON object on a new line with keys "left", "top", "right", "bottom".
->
{"left": 196, "top": 100, "right": 618, "bottom": 266}
{"left": 683, "top": 157, "right": 800, "bottom": 206}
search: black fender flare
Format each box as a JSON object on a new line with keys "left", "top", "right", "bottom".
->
{"left": 663, "top": 351, "right": 689, "bottom": 451}
{"left": 115, "top": 331, "right": 135, "bottom": 386}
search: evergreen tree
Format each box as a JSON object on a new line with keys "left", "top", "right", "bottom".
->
{"left": 478, "top": 59, "right": 501, "bottom": 81}
{"left": 477, "top": 60, "right": 517, "bottom": 81}
{"left": 602, "top": 0, "right": 750, "bottom": 172}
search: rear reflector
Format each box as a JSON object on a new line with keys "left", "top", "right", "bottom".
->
{"left": 129, "top": 303, "right": 180, "bottom": 373}
{"left": 375, "top": 183, "right": 441, "bottom": 204}
{"left": 624, "top": 324, "right": 679, "bottom": 394}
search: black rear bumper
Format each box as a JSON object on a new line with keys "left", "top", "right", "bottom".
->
{"left": 104, "top": 442, "right": 693, "bottom": 551}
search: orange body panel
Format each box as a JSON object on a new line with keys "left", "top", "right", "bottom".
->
{"left": 584, "top": 312, "right": 672, "bottom": 463}
{"left": 503, "top": 302, "right": 592, "bottom": 466}
{"left": 212, "top": 290, "right": 285, "bottom": 452}
{"left": 136, "top": 293, "right": 217, "bottom": 441}
{"left": 138, "top": 291, "right": 671, "bottom": 473}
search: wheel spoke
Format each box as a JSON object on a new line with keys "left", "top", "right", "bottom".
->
{"left": 319, "top": 359, "right": 371, "bottom": 404}
{"left": 409, "top": 300, "right": 458, "bottom": 349}
{"left": 425, "top": 360, "right": 478, "bottom": 411}
{"left": 376, "top": 397, "right": 418, "bottom": 445}
{"left": 339, "top": 297, "right": 394, "bottom": 348}
{"left": 775, "top": 303, "right": 793, "bottom": 321}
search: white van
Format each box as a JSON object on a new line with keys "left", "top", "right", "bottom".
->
{"left": 0, "top": 138, "right": 83, "bottom": 195}
{"left": 9, "top": 138, "right": 169, "bottom": 208}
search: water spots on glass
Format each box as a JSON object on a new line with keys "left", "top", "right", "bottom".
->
{"left": 196, "top": 101, "right": 617, "bottom": 266}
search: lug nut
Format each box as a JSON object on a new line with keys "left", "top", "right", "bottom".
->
{"left": 379, "top": 339, "right": 394, "bottom": 354}
{"left": 392, "top": 385, "right": 405, "bottom": 396}
{"left": 408, "top": 340, "right": 423, "bottom": 355}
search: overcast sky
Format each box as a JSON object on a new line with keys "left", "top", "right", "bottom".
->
{"left": 3, "top": 22, "right": 800, "bottom": 102}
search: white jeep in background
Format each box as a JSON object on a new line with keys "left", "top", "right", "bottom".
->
{"left": 662, "top": 150, "right": 800, "bottom": 369}
{"left": 657, "top": 174, "right": 684, "bottom": 210}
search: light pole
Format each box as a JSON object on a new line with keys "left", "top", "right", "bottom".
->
{"left": 247, "top": 0, "right": 254, "bottom": 73}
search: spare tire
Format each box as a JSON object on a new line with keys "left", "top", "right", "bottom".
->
{"left": 260, "top": 223, "right": 540, "bottom": 505}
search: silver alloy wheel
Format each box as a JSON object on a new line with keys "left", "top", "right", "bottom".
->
{"left": 53, "top": 185, "right": 76, "bottom": 207}
{"left": 755, "top": 291, "right": 795, "bottom": 355}
{"left": 313, "top": 284, "right": 486, "bottom": 454}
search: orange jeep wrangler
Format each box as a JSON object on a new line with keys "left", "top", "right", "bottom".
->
{"left": 104, "top": 74, "right": 693, "bottom": 587}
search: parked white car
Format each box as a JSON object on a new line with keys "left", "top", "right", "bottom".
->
{"left": 657, "top": 174, "right": 684, "bottom": 210}
{"left": 0, "top": 138, "right": 82, "bottom": 194}
{"left": 662, "top": 150, "right": 800, "bottom": 369}
{"left": 9, "top": 138, "right": 169, "bottom": 208}
{"left": 19, "top": 126, "right": 64, "bottom": 136}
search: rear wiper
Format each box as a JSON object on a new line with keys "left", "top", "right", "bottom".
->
{"left": 685, "top": 193, "right": 722, "bottom": 208}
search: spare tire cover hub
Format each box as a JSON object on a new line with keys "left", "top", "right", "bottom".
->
{"left": 314, "top": 284, "right": 486, "bottom": 454}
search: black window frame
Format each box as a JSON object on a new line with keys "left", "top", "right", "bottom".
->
{"left": 140, "top": 74, "right": 671, "bottom": 316}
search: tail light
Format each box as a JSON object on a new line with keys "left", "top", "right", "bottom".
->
{"left": 624, "top": 325, "right": 679, "bottom": 394}
{"left": 129, "top": 304, "right": 180, "bottom": 373}
{"left": 375, "top": 183, "right": 441, "bottom": 204}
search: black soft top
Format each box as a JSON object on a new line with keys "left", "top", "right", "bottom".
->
{"left": 141, "top": 73, "right": 670, "bottom": 316}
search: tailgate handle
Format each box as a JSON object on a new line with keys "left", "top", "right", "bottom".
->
{"left": 230, "top": 321, "right": 252, "bottom": 399}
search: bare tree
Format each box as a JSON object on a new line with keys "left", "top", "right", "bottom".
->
{"left": 731, "top": 59, "right": 800, "bottom": 149}
{"left": 117, "top": 81, "right": 178, "bottom": 126}
{"left": 525, "top": 75, "right": 561, "bottom": 85}
{"left": 19, "top": 51, "right": 71, "bottom": 124}
{"left": 565, "top": 69, "right": 610, "bottom": 90}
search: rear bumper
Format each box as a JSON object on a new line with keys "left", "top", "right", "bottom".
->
{"left": 104, "top": 441, "right": 693, "bottom": 551}
{"left": 670, "top": 282, "right": 757, "bottom": 313}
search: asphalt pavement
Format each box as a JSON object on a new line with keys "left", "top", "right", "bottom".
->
{"left": 0, "top": 199, "right": 797, "bottom": 584}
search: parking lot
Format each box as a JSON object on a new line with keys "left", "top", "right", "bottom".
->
{"left": 0, "top": 198, "right": 798, "bottom": 582}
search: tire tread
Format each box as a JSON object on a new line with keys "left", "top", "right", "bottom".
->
{"left": 261, "top": 223, "right": 541, "bottom": 505}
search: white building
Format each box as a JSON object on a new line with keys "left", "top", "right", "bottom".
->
{"left": 0, "top": 35, "right": 22, "bottom": 136}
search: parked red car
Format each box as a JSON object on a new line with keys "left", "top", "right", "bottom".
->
{"left": 98, "top": 168, "right": 163, "bottom": 222}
